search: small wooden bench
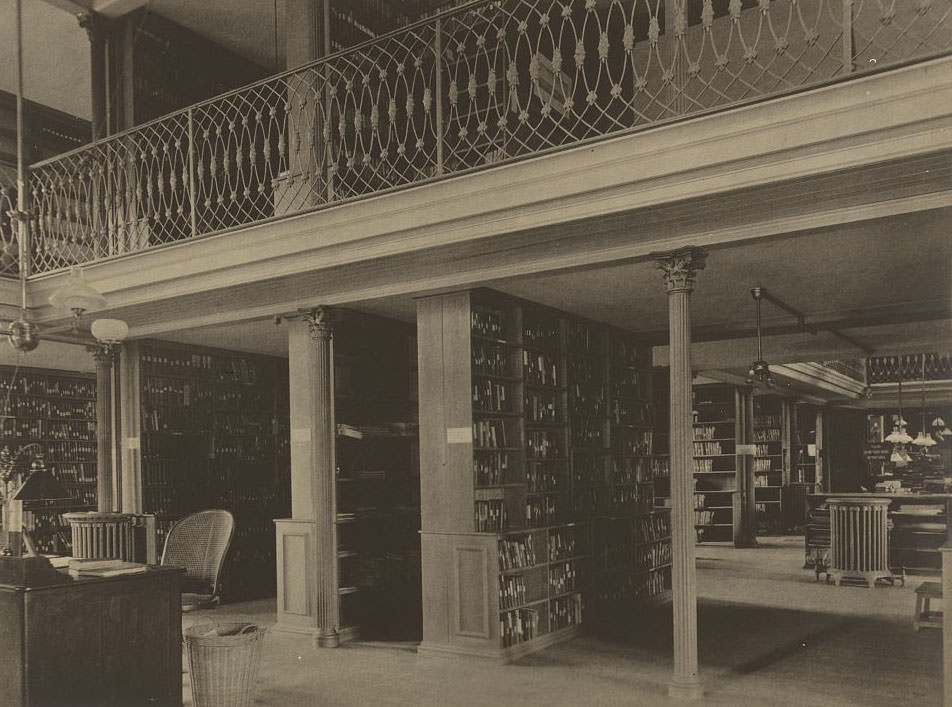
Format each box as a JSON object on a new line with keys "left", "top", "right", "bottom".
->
{"left": 914, "top": 581, "right": 943, "bottom": 631}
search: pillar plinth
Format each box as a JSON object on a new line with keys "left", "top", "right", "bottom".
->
{"left": 654, "top": 246, "right": 706, "bottom": 700}
{"left": 275, "top": 307, "right": 340, "bottom": 647}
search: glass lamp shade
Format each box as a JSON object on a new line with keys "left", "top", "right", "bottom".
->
{"left": 90, "top": 318, "right": 129, "bottom": 344}
{"left": 912, "top": 431, "right": 937, "bottom": 447}
{"left": 7, "top": 317, "right": 39, "bottom": 352}
{"left": 884, "top": 426, "right": 902, "bottom": 444}
{"left": 48, "top": 266, "right": 107, "bottom": 314}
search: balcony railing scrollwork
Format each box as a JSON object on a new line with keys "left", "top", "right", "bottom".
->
{"left": 23, "top": 0, "right": 952, "bottom": 274}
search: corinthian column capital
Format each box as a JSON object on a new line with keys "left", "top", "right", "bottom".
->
{"left": 87, "top": 343, "right": 115, "bottom": 365}
{"left": 302, "top": 306, "right": 340, "bottom": 341}
{"left": 653, "top": 247, "right": 707, "bottom": 294}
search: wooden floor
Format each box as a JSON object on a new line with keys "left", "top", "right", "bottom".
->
{"left": 185, "top": 536, "right": 942, "bottom": 706}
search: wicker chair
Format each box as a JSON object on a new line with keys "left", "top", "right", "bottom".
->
{"left": 160, "top": 509, "right": 235, "bottom": 612}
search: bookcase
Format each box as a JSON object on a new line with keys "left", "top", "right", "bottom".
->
{"left": 134, "top": 342, "right": 289, "bottom": 601}
{"left": 418, "top": 289, "right": 668, "bottom": 660}
{"left": 0, "top": 365, "right": 97, "bottom": 554}
{"left": 332, "top": 313, "right": 420, "bottom": 641}
{"left": 692, "top": 384, "right": 741, "bottom": 543}
{"left": 752, "top": 395, "right": 789, "bottom": 533}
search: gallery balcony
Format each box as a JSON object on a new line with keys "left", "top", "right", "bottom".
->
{"left": 1, "top": 0, "right": 951, "bottom": 278}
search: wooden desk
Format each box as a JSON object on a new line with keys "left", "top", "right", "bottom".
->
{"left": 0, "top": 566, "right": 183, "bottom": 707}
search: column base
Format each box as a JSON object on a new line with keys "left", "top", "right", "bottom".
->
{"left": 668, "top": 674, "right": 703, "bottom": 701}
{"left": 316, "top": 630, "right": 340, "bottom": 648}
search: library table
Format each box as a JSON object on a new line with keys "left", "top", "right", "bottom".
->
{"left": 0, "top": 565, "right": 183, "bottom": 706}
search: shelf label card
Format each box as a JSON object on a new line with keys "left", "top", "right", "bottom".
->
{"left": 125, "top": 437, "right": 140, "bottom": 450}
{"left": 446, "top": 427, "right": 470, "bottom": 444}
{"left": 736, "top": 444, "right": 757, "bottom": 456}
{"left": 291, "top": 428, "right": 311, "bottom": 443}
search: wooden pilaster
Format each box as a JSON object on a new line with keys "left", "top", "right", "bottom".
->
{"left": 275, "top": 307, "right": 340, "bottom": 646}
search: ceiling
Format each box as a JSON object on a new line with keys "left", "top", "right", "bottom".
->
{"left": 156, "top": 208, "right": 952, "bottom": 373}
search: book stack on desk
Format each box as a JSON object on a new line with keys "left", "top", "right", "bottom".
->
{"left": 68, "top": 558, "right": 149, "bottom": 577}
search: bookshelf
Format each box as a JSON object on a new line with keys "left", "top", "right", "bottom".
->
{"left": 134, "top": 342, "right": 289, "bottom": 602}
{"left": 752, "top": 395, "right": 788, "bottom": 533}
{"left": 0, "top": 365, "right": 98, "bottom": 554}
{"left": 418, "top": 289, "right": 668, "bottom": 660}
{"left": 333, "top": 313, "right": 420, "bottom": 641}
{"left": 692, "top": 384, "right": 741, "bottom": 543}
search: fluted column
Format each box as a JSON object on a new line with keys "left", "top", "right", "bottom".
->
{"left": 278, "top": 307, "right": 340, "bottom": 646}
{"left": 88, "top": 344, "right": 114, "bottom": 513}
{"left": 304, "top": 308, "right": 339, "bottom": 647}
{"left": 655, "top": 246, "right": 706, "bottom": 700}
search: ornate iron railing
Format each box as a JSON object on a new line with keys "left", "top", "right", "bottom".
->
{"left": 867, "top": 353, "right": 952, "bottom": 384}
{"left": 25, "top": 0, "right": 952, "bottom": 274}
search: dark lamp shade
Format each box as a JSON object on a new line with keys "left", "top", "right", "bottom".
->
{"left": 14, "top": 468, "right": 71, "bottom": 502}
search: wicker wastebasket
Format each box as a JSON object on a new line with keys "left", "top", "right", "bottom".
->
{"left": 184, "top": 623, "right": 266, "bottom": 707}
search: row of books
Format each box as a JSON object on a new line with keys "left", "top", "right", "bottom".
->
{"left": 526, "top": 464, "right": 564, "bottom": 493}
{"left": 753, "top": 428, "right": 781, "bottom": 442}
{"left": 548, "top": 527, "right": 577, "bottom": 561}
{"left": 472, "top": 310, "right": 504, "bottom": 339}
{"left": 500, "top": 608, "right": 539, "bottom": 647}
{"left": 472, "top": 341, "right": 511, "bottom": 377}
{"left": 549, "top": 562, "right": 577, "bottom": 594}
{"left": 526, "top": 391, "right": 561, "bottom": 422}
{"left": 633, "top": 538, "right": 671, "bottom": 570}
{"left": 474, "top": 452, "right": 511, "bottom": 486}
{"left": 527, "top": 496, "right": 559, "bottom": 527}
{"left": 694, "top": 441, "right": 724, "bottom": 456}
{"left": 524, "top": 351, "right": 560, "bottom": 387}
{"left": 550, "top": 595, "right": 582, "bottom": 631}
{"left": 474, "top": 419, "right": 510, "bottom": 448}
{"left": 472, "top": 379, "right": 512, "bottom": 412}
{"left": 475, "top": 499, "right": 508, "bottom": 532}
{"left": 499, "top": 574, "right": 529, "bottom": 610}
{"left": 499, "top": 534, "right": 538, "bottom": 570}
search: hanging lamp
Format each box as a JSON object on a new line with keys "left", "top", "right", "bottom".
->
{"left": 746, "top": 287, "right": 773, "bottom": 387}
{"left": 911, "top": 353, "right": 938, "bottom": 450}
{"left": 885, "top": 363, "right": 913, "bottom": 467}
{"left": 6, "top": 0, "right": 37, "bottom": 353}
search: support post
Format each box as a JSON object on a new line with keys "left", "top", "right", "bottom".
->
{"left": 78, "top": 12, "right": 108, "bottom": 141}
{"left": 941, "top": 542, "right": 952, "bottom": 707}
{"left": 275, "top": 307, "right": 340, "bottom": 646}
{"left": 654, "top": 246, "right": 706, "bottom": 701}
{"left": 88, "top": 344, "right": 114, "bottom": 513}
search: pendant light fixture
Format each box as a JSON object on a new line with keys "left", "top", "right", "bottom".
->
{"left": 746, "top": 287, "right": 773, "bottom": 387}
{"left": 885, "top": 364, "right": 913, "bottom": 467}
{"left": 6, "top": 0, "right": 38, "bottom": 353}
{"left": 911, "top": 353, "right": 937, "bottom": 450}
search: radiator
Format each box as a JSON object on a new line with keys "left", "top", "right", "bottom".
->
{"left": 63, "top": 512, "right": 157, "bottom": 564}
{"left": 827, "top": 498, "right": 893, "bottom": 588}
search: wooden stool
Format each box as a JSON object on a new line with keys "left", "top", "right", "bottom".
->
{"left": 913, "top": 581, "right": 943, "bottom": 631}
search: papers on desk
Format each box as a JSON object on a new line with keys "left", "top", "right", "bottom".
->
{"left": 43, "top": 555, "right": 73, "bottom": 569}
{"left": 68, "top": 559, "right": 148, "bottom": 577}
